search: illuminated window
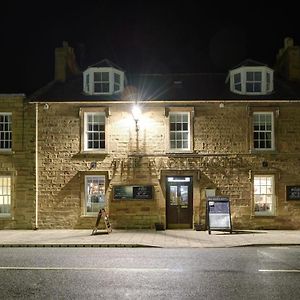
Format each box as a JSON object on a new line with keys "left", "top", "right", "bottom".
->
{"left": 254, "top": 175, "right": 275, "bottom": 216}
{"left": 0, "top": 176, "right": 11, "bottom": 216}
{"left": 84, "top": 112, "right": 106, "bottom": 151}
{"left": 0, "top": 113, "right": 12, "bottom": 150}
{"left": 169, "top": 112, "right": 191, "bottom": 151}
{"left": 85, "top": 175, "right": 105, "bottom": 215}
{"left": 253, "top": 112, "right": 274, "bottom": 150}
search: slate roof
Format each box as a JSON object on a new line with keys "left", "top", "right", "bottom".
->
{"left": 88, "top": 59, "right": 124, "bottom": 71}
{"left": 230, "top": 59, "right": 268, "bottom": 69}
{"left": 29, "top": 62, "right": 300, "bottom": 102}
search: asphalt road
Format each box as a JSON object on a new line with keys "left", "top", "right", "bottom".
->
{"left": 0, "top": 247, "right": 299, "bottom": 299}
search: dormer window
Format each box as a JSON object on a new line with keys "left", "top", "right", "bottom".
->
{"left": 229, "top": 61, "right": 274, "bottom": 95}
{"left": 83, "top": 59, "right": 124, "bottom": 96}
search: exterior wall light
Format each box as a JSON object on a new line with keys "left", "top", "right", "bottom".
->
{"left": 132, "top": 105, "right": 141, "bottom": 132}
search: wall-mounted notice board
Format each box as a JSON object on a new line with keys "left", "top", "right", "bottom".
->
{"left": 206, "top": 196, "right": 232, "bottom": 234}
{"left": 286, "top": 186, "right": 300, "bottom": 201}
{"left": 113, "top": 185, "right": 153, "bottom": 200}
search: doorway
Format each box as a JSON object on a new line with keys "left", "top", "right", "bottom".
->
{"left": 166, "top": 176, "right": 193, "bottom": 229}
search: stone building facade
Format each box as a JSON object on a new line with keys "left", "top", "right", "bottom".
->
{"left": 31, "top": 100, "right": 300, "bottom": 230}
{"left": 0, "top": 94, "right": 35, "bottom": 229}
{"left": 2, "top": 39, "right": 300, "bottom": 230}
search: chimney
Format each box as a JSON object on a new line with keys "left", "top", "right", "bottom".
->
{"left": 54, "top": 41, "right": 80, "bottom": 82}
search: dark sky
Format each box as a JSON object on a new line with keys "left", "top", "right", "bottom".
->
{"left": 1, "top": 1, "right": 300, "bottom": 95}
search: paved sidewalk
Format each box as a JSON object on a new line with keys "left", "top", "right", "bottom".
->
{"left": 0, "top": 229, "right": 300, "bottom": 248}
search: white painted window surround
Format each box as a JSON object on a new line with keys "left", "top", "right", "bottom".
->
{"left": 83, "top": 67, "right": 124, "bottom": 95}
{"left": 230, "top": 66, "right": 273, "bottom": 95}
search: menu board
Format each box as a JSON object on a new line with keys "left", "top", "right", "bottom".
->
{"left": 113, "top": 185, "right": 153, "bottom": 200}
{"left": 286, "top": 186, "right": 300, "bottom": 201}
{"left": 206, "top": 196, "right": 232, "bottom": 234}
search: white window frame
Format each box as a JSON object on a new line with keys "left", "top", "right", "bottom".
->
{"left": 230, "top": 66, "right": 273, "bottom": 95}
{"left": 253, "top": 112, "right": 274, "bottom": 151}
{"left": 83, "top": 112, "right": 106, "bottom": 152}
{"left": 168, "top": 111, "right": 192, "bottom": 152}
{"left": 114, "top": 72, "right": 121, "bottom": 92}
{"left": 253, "top": 175, "right": 276, "bottom": 216}
{"left": 83, "top": 67, "right": 124, "bottom": 95}
{"left": 84, "top": 175, "right": 105, "bottom": 216}
{"left": 246, "top": 71, "right": 262, "bottom": 93}
{"left": 0, "top": 175, "right": 11, "bottom": 217}
{"left": 94, "top": 71, "right": 110, "bottom": 94}
{"left": 0, "top": 113, "right": 12, "bottom": 151}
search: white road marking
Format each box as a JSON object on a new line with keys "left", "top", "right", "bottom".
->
{"left": 259, "top": 269, "right": 300, "bottom": 273}
{"left": 0, "top": 266, "right": 170, "bottom": 271}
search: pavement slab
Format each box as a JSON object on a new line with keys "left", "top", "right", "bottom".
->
{"left": 0, "top": 229, "right": 299, "bottom": 248}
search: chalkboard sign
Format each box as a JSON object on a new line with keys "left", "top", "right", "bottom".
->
{"left": 113, "top": 185, "right": 153, "bottom": 200}
{"left": 286, "top": 185, "right": 300, "bottom": 201}
{"left": 206, "top": 196, "right": 232, "bottom": 234}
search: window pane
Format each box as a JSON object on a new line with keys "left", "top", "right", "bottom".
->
{"left": 235, "top": 83, "right": 241, "bottom": 91}
{"left": 246, "top": 72, "right": 253, "bottom": 80}
{"left": 0, "top": 113, "right": 12, "bottom": 150}
{"left": 94, "top": 83, "right": 102, "bottom": 93}
{"left": 0, "top": 176, "right": 11, "bottom": 215}
{"left": 254, "top": 175, "right": 274, "bottom": 215}
{"left": 246, "top": 83, "right": 253, "bottom": 92}
{"left": 254, "top": 83, "right": 261, "bottom": 92}
{"left": 114, "top": 73, "right": 120, "bottom": 83}
{"left": 85, "top": 112, "right": 105, "bottom": 150}
{"left": 169, "top": 112, "right": 190, "bottom": 150}
{"left": 254, "top": 72, "right": 262, "bottom": 80}
{"left": 93, "top": 72, "right": 110, "bottom": 93}
{"left": 102, "top": 72, "right": 109, "bottom": 81}
{"left": 94, "top": 72, "right": 101, "bottom": 81}
{"left": 102, "top": 83, "right": 109, "bottom": 92}
{"left": 234, "top": 73, "right": 241, "bottom": 83}
{"left": 246, "top": 71, "right": 262, "bottom": 93}
{"left": 253, "top": 113, "right": 273, "bottom": 150}
{"left": 85, "top": 176, "right": 105, "bottom": 214}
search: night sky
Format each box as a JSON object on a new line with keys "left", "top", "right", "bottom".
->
{"left": 1, "top": 1, "right": 300, "bottom": 95}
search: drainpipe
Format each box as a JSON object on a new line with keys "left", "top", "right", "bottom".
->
{"left": 34, "top": 103, "right": 39, "bottom": 229}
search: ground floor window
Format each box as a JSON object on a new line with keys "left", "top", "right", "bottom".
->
{"left": 254, "top": 175, "right": 275, "bottom": 216}
{"left": 85, "top": 175, "right": 105, "bottom": 215}
{"left": 0, "top": 176, "right": 11, "bottom": 216}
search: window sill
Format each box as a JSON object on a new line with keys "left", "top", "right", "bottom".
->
{"left": 0, "top": 150, "right": 13, "bottom": 155}
{"left": 78, "top": 151, "right": 109, "bottom": 157}
{"left": 252, "top": 214, "right": 276, "bottom": 217}
{"left": 0, "top": 214, "right": 12, "bottom": 219}
{"left": 80, "top": 214, "right": 98, "bottom": 218}
{"left": 250, "top": 149, "right": 277, "bottom": 154}
{"left": 166, "top": 150, "right": 194, "bottom": 155}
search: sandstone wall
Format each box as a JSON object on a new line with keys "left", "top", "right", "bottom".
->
{"left": 36, "top": 102, "right": 300, "bottom": 229}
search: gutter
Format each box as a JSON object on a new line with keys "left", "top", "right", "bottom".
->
{"left": 28, "top": 99, "right": 300, "bottom": 104}
{"left": 34, "top": 103, "right": 39, "bottom": 230}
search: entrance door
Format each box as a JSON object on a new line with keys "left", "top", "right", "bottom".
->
{"left": 166, "top": 176, "right": 193, "bottom": 229}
